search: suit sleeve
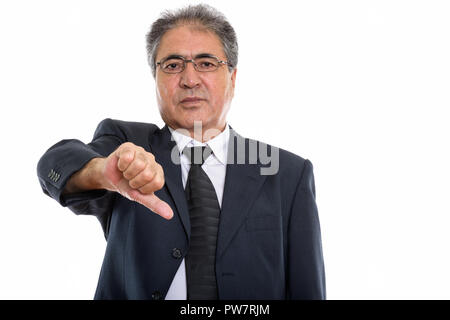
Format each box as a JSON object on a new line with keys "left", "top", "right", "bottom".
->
{"left": 287, "top": 159, "right": 326, "bottom": 299}
{"left": 36, "top": 118, "right": 125, "bottom": 236}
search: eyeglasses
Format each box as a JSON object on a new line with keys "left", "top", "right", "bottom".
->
{"left": 156, "top": 54, "right": 232, "bottom": 74}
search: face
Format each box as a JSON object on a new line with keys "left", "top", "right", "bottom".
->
{"left": 154, "top": 25, "right": 237, "bottom": 139}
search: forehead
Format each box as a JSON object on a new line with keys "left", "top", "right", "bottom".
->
{"left": 156, "top": 25, "right": 225, "bottom": 60}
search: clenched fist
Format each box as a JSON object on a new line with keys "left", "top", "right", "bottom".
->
{"left": 65, "top": 142, "right": 173, "bottom": 219}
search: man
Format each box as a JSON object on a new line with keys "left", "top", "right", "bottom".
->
{"left": 37, "top": 4, "right": 326, "bottom": 300}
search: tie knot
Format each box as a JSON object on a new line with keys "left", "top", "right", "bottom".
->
{"left": 183, "top": 146, "right": 213, "bottom": 165}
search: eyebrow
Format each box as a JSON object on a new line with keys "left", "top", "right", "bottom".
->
{"left": 160, "top": 53, "right": 217, "bottom": 61}
{"left": 194, "top": 53, "right": 217, "bottom": 59}
{"left": 161, "top": 54, "right": 184, "bottom": 61}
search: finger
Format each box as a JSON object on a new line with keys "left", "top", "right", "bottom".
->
{"left": 116, "top": 146, "right": 135, "bottom": 172}
{"left": 129, "top": 161, "right": 161, "bottom": 190}
{"left": 137, "top": 172, "right": 165, "bottom": 194}
{"left": 128, "top": 164, "right": 156, "bottom": 189}
{"left": 123, "top": 152, "right": 147, "bottom": 181}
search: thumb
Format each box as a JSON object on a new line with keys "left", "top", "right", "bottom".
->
{"left": 117, "top": 179, "right": 174, "bottom": 220}
{"left": 130, "top": 189, "right": 174, "bottom": 220}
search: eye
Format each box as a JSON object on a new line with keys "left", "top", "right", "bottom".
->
{"left": 166, "top": 63, "right": 179, "bottom": 69}
{"left": 161, "top": 59, "right": 184, "bottom": 73}
{"left": 196, "top": 58, "right": 219, "bottom": 71}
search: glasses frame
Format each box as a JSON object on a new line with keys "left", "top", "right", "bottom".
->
{"left": 156, "top": 54, "right": 232, "bottom": 74}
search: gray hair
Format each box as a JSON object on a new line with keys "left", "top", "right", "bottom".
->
{"left": 146, "top": 4, "right": 238, "bottom": 77}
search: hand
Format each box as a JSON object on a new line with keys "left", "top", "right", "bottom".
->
{"left": 101, "top": 142, "right": 173, "bottom": 219}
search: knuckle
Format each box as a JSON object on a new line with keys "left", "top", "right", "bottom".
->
{"left": 120, "top": 149, "right": 134, "bottom": 162}
{"left": 128, "top": 179, "right": 138, "bottom": 189}
{"left": 147, "top": 152, "right": 155, "bottom": 162}
{"left": 136, "top": 150, "right": 148, "bottom": 161}
{"left": 142, "top": 169, "right": 155, "bottom": 181}
{"left": 134, "top": 159, "right": 146, "bottom": 171}
{"left": 153, "top": 175, "right": 164, "bottom": 189}
{"left": 135, "top": 146, "right": 145, "bottom": 155}
{"left": 120, "top": 142, "right": 134, "bottom": 151}
{"left": 122, "top": 170, "right": 133, "bottom": 180}
{"left": 122, "top": 152, "right": 133, "bottom": 162}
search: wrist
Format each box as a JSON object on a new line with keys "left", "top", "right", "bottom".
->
{"left": 85, "top": 157, "right": 108, "bottom": 190}
{"left": 63, "top": 157, "right": 106, "bottom": 194}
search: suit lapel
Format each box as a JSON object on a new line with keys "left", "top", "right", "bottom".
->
{"left": 148, "top": 125, "right": 191, "bottom": 240}
{"left": 148, "top": 125, "right": 268, "bottom": 255}
{"left": 216, "top": 129, "right": 268, "bottom": 258}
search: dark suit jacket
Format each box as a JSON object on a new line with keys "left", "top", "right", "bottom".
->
{"left": 37, "top": 118, "right": 326, "bottom": 300}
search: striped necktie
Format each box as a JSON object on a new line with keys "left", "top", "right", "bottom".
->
{"left": 183, "top": 146, "right": 220, "bottom": 300}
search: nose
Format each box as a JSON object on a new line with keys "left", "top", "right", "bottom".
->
{"left": 179, "top": 60, "right": 201, "bottom": 89}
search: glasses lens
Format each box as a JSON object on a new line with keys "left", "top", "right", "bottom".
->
{"left": 161, "top": 58, "right": 184, "bottom": 73}
{"left": 194, "top": 57, "right": 219, "bottom": 72}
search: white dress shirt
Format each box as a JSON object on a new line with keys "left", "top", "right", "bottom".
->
{"left": 164, "top": 124, "right": 230, "bottom": 300}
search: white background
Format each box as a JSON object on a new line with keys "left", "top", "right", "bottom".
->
{"left": 0, "top": 0, "right": 449, "bottom": 299}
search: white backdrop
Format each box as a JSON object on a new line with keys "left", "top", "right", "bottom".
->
{"left": 1, "top": 0, "right": 449, "bottom": 299}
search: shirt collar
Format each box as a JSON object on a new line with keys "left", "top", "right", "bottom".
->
{"left": 168, "top": 124, "right": 230, "bottom": 165}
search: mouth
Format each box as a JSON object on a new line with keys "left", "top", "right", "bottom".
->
{"left": 180, "top": 97, "right": 205, "bottom": 104}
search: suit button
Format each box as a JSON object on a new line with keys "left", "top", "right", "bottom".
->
{"left": 152, "top": 291, "right": 162, "bottom": 300}
{"left": 172, "top": 248, "right": 182, "bottom": 259}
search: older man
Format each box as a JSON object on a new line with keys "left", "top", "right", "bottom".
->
{"left": 37, "top": 4, "right": 326, "bottom": 300}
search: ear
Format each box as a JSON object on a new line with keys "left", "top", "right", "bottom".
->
{"left": 230, "top": 68, "right": 237, "bottom": 89}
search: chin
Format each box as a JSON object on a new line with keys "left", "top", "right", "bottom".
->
{"left": 179, "top": 113, "right": 210, "bottom": 128}
{"left": 182, "top": 119, "right": 209, "bottom": 130}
